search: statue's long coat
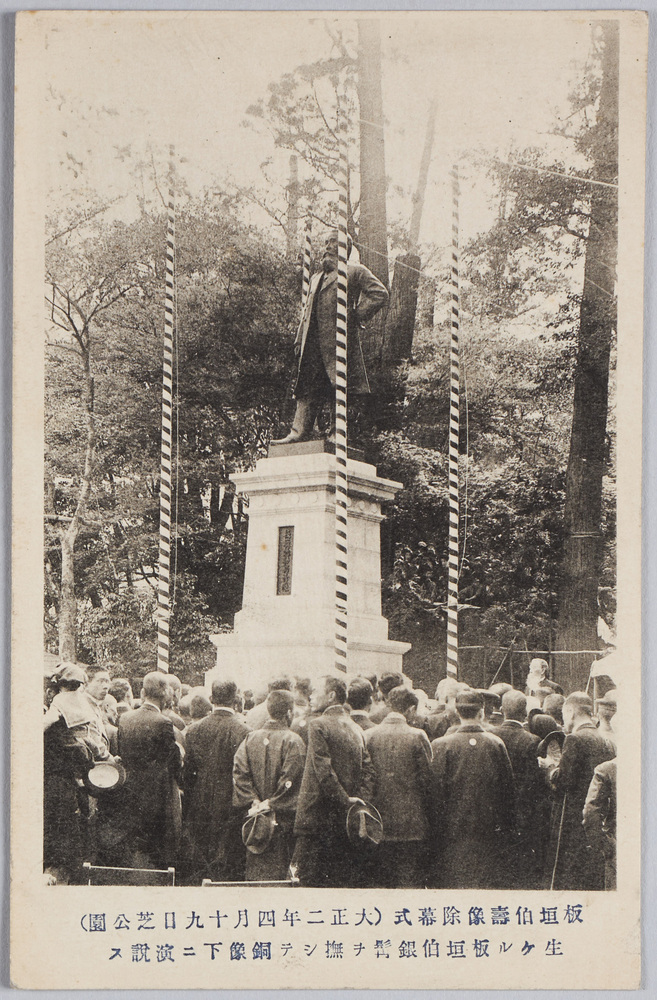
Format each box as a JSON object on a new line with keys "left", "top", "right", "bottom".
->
{"left": 293, "top": 264, "right": 388, "bottom": 398}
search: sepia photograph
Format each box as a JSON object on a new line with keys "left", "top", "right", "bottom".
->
{"left": 11, "top": 9, "right": 646, "bottom": 989}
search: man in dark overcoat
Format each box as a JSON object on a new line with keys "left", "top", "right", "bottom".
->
{"left": 365, "top": 685, "right": 433, "bottom": 888}
{"left": 292, "top": 675, "right": 376, "bottom": 887}
{"left": 583, "top": 757, "right": 617, "bottom": 890}
{"left": 430, "top": 689, "right": 516, "bottom": 889}
{"left": 182, "top": 679, "right": 250, "bottom": 884}
{"left": 274, "top": 231, "right": 388, "bottom": 444}
{"left": 117, "top": 671, "right": 183, "bottom": 870}
{"left": 547, "top": 691, "right": 615, "bottom": 890}
{"left": 491, "top": 689, "right": 547, "bottom": 887}
{"left": 233, "top": 689, "right": 306, "bottom": 881}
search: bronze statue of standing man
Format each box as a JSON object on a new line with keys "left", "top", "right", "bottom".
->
{"left": 273, "top": 230, "right": 389, "bottom": 445}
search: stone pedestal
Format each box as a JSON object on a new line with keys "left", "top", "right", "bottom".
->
{"left": 207, "top": 444, "right": 410, "bottom": 692}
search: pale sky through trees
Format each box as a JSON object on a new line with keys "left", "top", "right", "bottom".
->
{"left": 44, "top": 12, "right": 593, "bottom": 252}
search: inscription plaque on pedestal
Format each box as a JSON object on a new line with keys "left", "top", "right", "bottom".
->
{"left": 276, "top": 525, "right": 294, "bottom": 595}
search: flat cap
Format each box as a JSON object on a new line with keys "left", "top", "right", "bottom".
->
{"left": 455, "top": 689, "right": 484, "bottom": 710}
{"left": 59, "top": 664, "right": 88, "bottom": 685}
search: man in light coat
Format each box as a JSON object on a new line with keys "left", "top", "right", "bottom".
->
{"left": 274, "top": 231, "right": 388, "bottom": 444}
{"left": 233, "top": 690, "right": 306, "bottom": 881}
{"left": 365, "top": 685, "right": 433, "bottom": 887}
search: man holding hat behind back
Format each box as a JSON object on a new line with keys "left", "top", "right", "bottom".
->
{"left": 233, "top": 689, "right": 306, "bottom": 882}
{"left": 292, "top": 675, "right": 376, "bottom": 887}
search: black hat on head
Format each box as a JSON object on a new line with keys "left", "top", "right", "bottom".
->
{"left": 529, "top": 712, "right": 562, "bottom": 741}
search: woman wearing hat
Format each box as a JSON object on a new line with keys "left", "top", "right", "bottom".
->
{"left": 43, "top": 664, "right": 95, "bottom": 883}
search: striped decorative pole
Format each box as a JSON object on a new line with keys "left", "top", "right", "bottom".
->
{"left": 446, "top": 166, "right": 461, "bottom": 679}
{"left": 301, "top": 216, "right": 312, "bottom": 312}
{"left": 157, "top": 151, "right": 175, "bottom": 673}
{"left": 334, "top": 124, "right": 350, "bottom": 673}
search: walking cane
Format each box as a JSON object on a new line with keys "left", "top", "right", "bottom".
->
{"left": 550, "top": 793, "right": 567, "bottom": 891}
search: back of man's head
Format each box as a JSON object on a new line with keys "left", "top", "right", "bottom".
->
{"left": 347, "top": 677, "right": 373, "bottom": 712}
{"left": 211, "top": 679, "right": 238, "bottom": 707}
{"left": 324, "top": 675, "right": 347, "bottom": 705}
{"left": 190, "top": 693, "right": 213, "bottom": 720}
{"left": 379, "top": 672, "right": 404, "bottom": 700}
{"left": 267, "top": 689, "right": 295, "bottom": 722}
{"left": 543, "top": 693, "right": 565, "bottom": 723}
{"left": 109, "top": 678, "right": 132, "bottom": 704}
{"left": 142, "top": 671, "right": 170, "bottom": 705}
{"left": 294, "top": 677, "right": 313, "bottom": 701}
{"left": 388, "top": 685, "right": 419, "bottom": 715}
{"left": 502, "top": 689, "right": 527, "bottom": 722}
{"left": 564, "top": 691, "right": 594, "bottom": 717}
{"left": 268, "top": 676, "right": 293, "bottom": 693}
{"left": 455, "top": 689, "right": 484, "bottom": 720}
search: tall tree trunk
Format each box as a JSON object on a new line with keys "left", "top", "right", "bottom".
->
{"left": 409, "top": 97, "right": 438, "bottom": 251}
{"left": 382, "top": 254, "right": 421, "bottom": 366}
{"left": 286, "top": 154, "right": 299, "bottom": 259}
{"left": 357, "top": 19, "right": 389, "bottom": 365}
{"left": 58, "top": 352, "right": 96, "bottom": 661}
{"left": 383, "top": 100, "right": 438, "bottom": 367}
{"left": 557, "top": 22, "right": 618, "bottom": 692}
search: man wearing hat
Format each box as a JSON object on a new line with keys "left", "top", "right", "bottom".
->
{"left": 233, "top": 690, "right": 306, "bottom": 881}
{"left": 546, "top": 691, "right": 615, "bottom": 890}
{"left": 273, "top": 230, "right": 388, "bottom": 445}
{"left": 429, "top": 688, "right": 516, "bottom": 889}
{"left": 292, "top": 675, "right": 376, "bottom": 887}
{"left": 595, "top": 689, "right": 617, "bottom": 744}
{"left": 365, "top": 686, "right": 433, "bottom": 887}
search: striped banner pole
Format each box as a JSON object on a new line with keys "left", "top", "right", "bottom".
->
{"left": 157, "top": 150, "right": 175, "bottom": 673}
{"left": 446, "top": 165, "right": 461, "bottom": 679}
{"left": 301, "top": 216, "right": 312, "bottom": 312}
{"left": 334, "top": 123, "right": 350, "bottom": 673}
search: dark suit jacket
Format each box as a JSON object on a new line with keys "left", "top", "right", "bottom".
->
{"left": 349, "top": 711, "right": 376, "bottom": 731}
{"left": 117, "top": 703, "right": 183, "bottom": 865}
{"left": 490, "top": 720, "right": 542, "bottom": 822}
{"left": 365, "top": 713, "right": 433, "bottom": 842}
{"left": 294, "top": 705, "right": 376, "bottom": 836}
{"left": 183, "top": 709, "right": 250, "bottom": 845}
{"left": 294, "top": 264, "right": 388, "bottom": 396}
{"left": 549, "top": 722, "right": 615, "bottom": 890}
{"left": 490, "top": 719, "right": 546, "bottom": 882}
{"left": 426, "top": 707, "right": 460, "bottom": 741}
{"left": 431, "top": 724, "right": 516, "bottom": 888}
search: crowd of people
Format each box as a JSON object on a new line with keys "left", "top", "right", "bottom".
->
{"left": 43, "top": 658, "right": 618, "bottom": 890}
